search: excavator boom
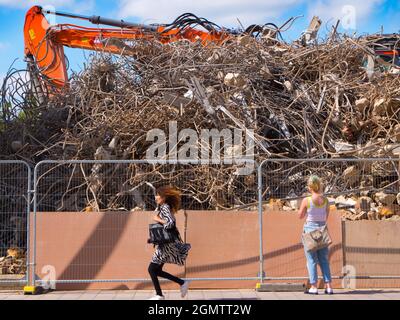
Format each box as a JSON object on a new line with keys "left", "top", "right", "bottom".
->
{"left": 24, "top": 6, "right": 231, "bottom": 90}
{"left": 24, "top": 6, "right": 68, "bottom": 88}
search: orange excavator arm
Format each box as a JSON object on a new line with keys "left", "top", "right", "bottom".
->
{"left": 24, "top": 6, "right": 231, "bottom": 90}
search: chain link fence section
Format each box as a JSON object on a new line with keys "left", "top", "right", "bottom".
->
{"left": 33, "top": 160, "right": 258, "bottom": 212}
{"left": 0, "top": 161, "right": 30, "bottom": 284}
{"left": 32, "top": 160, "right": 258, "bottom": 286}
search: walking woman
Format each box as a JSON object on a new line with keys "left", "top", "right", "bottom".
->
{"left": 298, "top": 175, "right": 333, "bottom": 295}
{"left": 148, "top": 186, "right": 191, "bottom": 300}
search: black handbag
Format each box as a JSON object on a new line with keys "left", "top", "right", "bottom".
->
{"left": 147, "top": 222, "right": 181, "bottom": 245}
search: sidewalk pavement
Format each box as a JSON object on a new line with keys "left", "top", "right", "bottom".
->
{"left": 0, "top": 289, "right": 400, "bottom": 300}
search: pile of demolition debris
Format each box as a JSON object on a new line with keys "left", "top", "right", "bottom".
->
{"left": 0, "top": 248, "right": 26, "bottom": 275}
{"left": 1, "top": 19, "right": 400, "bottom": 211}
{"left": 268, "top": 193, "right": 400, "bottom": 221}
{"left": 337, "top": 193, "right": 400, "bottom": 221}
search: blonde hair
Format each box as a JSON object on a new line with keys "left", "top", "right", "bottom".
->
{"left": 307, "top": 175, "right": 322, "bottom": 193}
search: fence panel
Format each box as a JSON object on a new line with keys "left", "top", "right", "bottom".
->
{"left": 32, "top": 160, "right": 259, "bottom": 289}
{"left": 0, "top": 161, "right": 30, "bottom": 285}
{"left": 27, "top": 157, "right": 400, "bottom": 289}
{"left": 258, "top": 158, "right": 400, "bottom": 287}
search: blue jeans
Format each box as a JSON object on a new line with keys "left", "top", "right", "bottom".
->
{"left": 302, "top": 221, "right": 332, "bottom": 285}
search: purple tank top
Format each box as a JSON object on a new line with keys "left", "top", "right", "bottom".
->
{"left": 306, "top": 196, "right": 328, "bottom": 222}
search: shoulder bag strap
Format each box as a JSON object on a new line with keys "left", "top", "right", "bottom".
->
{"left": 174, "top": 224, "right": 183, "bottom": 242}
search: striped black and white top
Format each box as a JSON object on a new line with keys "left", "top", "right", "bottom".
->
{"left": 150, "top": 203, "right": 191, "bottom": 266}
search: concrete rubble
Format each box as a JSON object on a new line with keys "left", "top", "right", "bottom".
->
{"left": 272, "top": 192, "right": 400, "bottom": 221}
{"left": 0, "top": 248, "right": 26, "bottom": 275}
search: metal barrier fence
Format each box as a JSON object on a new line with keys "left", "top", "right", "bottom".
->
{"left": 258, "top": 158, "right": 400, "bottom": 284}
{"left": 2, "top": 158, "right": 400, "bottom": 289}
{"left": 31, "top": 159, "right": 259, "bottom": 287}
{"left": 0, "top": 161, "right": 31, "bottom": 285}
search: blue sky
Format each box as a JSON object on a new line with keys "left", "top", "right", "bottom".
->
{"left": 0, "top": 0, "right": 399, "bottom": 82}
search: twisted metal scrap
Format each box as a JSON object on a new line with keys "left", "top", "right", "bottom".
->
{"left": 1, "top": 32, "right": 400, "bottom": 211}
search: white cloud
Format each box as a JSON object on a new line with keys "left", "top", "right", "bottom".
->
{"left": 0, "top": 0, "right": 73, "bottom": 8}
{"left": 118, "top": 0, "right": 302, "bottom": 27}
{"left": 308, "top": 0, "right": 384, "bottom": 30}
{"left": 0, "top": 0, "right": 94, "bottom": 12}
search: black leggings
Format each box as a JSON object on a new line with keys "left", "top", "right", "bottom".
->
{"left": 148, "top": 262, "right": 184, "bottom": 296}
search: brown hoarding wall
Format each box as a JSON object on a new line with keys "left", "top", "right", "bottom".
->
{"left": 185, "top": 210, "right": 344, "bottom": 289}
{"left": 343, "top": 221, "right": 400, "bottom": 288}
{"left": 30, "top": 210, "right": 346, "bottom": 290}
{"left": 185, "top": 211, "right": 260, "bottom": 288}
{"left": 32, "top": 211, "right": 185, "bottom": 290}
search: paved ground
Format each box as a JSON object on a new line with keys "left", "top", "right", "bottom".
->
{"left": 0, "top": 289, "right": 400, "bottom": 300}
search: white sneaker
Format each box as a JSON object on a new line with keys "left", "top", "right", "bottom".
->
{"left": 180, "top": 280, "right": 191, "bottom": 298}
{"left": 305, "top": 287, "right": 318, "bottom": 295}
{"left": 148, "top": 295, "right": 165, "bottom": 300}
{"left": 325, "top": 288, "right": 334, "bottom": 295}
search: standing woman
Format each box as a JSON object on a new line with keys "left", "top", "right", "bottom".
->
{"left": 148, "top": 186, "right": 191, "bottom": 300}
{"left": 298, "top": 175, "right": 333, "bottom": 295}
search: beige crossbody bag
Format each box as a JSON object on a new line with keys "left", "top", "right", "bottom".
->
{"left": 302, "top": 224, "right": 332, "bottom": 252}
